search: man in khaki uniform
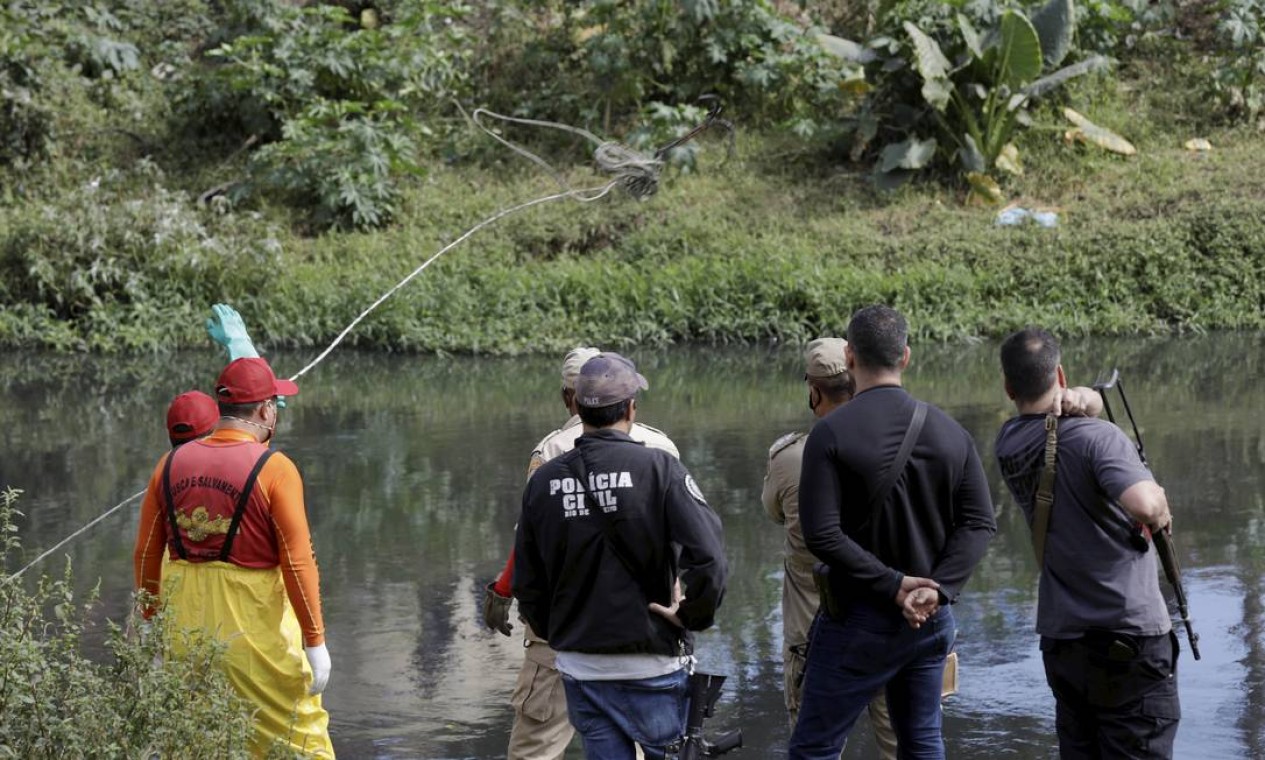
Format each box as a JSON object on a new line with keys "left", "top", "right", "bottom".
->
{"left": 483, "top": 346, "right": 680, "bottom": 760}
{"left": 762, "top": 338, "right": 898, "bottom": 759}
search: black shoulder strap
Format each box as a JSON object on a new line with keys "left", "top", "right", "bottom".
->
{"left": 161, "top": 449, "right": 187, "bottom": 561}
{"left": 219, "top": 449, "right": 276, "bottom": 562}
{"left": 867, "top": 401, "right": 927, "bottom": 546}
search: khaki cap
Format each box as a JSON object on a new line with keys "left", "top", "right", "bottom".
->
{"left": 804, "top": 338, "right": 848, "bottom": 379}
{"left": 561, "top": 346, "right": 601, "bottom": 389}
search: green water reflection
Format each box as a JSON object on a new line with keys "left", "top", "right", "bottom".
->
{"left": 1, "top": 333, "right": 1262, "bottom": 758}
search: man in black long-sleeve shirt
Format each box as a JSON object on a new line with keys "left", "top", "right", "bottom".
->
{"left": 788, "top": 305, "right": 996, "bottom": 760}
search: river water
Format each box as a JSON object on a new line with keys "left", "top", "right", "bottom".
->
{"left": 1, "top": 334, "right": 1262, "bottom": 759}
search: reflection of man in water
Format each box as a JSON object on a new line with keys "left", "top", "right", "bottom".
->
{"left": 134, "top": 358, "right": 335, "bottom": 758}
{"left": 995, "top": 327, "right": 1180, "bottom": 759}
{"left": 513, "top": 352, "right": 727, "bottom": 760}
{"left": 482, "top": 347, "right": 679, "bottom": 759}
{"left": 790, "top": 305, "right": 996, "bottom": 760}
{"left": 762, "top": 337, "right": 897, "bottom": 758}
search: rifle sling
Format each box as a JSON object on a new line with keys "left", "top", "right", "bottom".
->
{"left": 1031, "top": 414, "right": 1059, "bottom": 566}
{"left": 1032, "top": 415, "right": 1143, "bottom": 565}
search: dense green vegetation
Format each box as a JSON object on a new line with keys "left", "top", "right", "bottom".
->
{"left": 1, "top": 0, "right": 1262, "bottom": 354}
{"left": 0, "top": 487, "right": 303, "bottom": 759}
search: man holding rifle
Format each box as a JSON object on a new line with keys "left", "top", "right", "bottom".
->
{"left": 995, "top": 327, "right": 1180, "bottom": 759}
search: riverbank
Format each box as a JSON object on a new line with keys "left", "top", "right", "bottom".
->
{"left": 3, "top": 101, "right": 1263, "bottom": 354}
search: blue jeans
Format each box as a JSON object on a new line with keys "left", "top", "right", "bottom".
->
{"left": 789, "top": 600, "right": 956, "bottom": 760}
{"left": 561, "top": 669, "right": 689, "bottom": 760}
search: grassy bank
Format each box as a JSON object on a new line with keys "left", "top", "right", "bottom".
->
{"left": 2, "top": 73, "right": 1263, "bottom": 354}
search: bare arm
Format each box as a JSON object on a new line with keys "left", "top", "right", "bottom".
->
{"left": 1118, "top": 480, "right": 1171, "bottom": 530}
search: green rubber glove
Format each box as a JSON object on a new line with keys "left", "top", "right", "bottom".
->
{"left": 206, "top": 304, "right": 287, "bottom": 407}
{"left": 206, "top": 303, "right": 260, "bottom": 361}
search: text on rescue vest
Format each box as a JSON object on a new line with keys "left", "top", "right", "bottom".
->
{"left": 549, "top": 472, "right": 634, "bottom": 517}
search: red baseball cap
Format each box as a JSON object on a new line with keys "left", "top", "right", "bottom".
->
{"left": 167, "top": 391, "right": 219, "bottom": 443}
{"left": 215, "top": 358, "right": 299, "bottom": 404}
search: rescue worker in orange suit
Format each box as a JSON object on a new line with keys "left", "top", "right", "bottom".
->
{"left": 482, "top": 346, "right": 679, "bottom": 759}
{"left": 134, "top": 357, "right": 334, "bottom": 758}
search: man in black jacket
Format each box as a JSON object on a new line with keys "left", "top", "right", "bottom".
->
{"left": 789, "top": 305, "right": 996, "bottom": 760}
{"left": 513, "top": 352, "right": 728, "bottom": 760}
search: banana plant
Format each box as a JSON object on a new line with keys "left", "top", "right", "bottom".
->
{"left": 820, "top": 0, "right": 1127, "bottom": 199}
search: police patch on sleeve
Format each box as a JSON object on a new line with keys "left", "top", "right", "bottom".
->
{"left": 685, "top": 475, "right": 707, "bottom": 504}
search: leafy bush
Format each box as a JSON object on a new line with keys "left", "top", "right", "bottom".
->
{"left": 818, "top": 0, "right": 1129, "bottom": 195}
{"left": 178, "top": 1, "right": 469, "bottom": 229}
{"left": 0, "top": 487, "right": 269, "bottom": 759}
{"left": 1211, "top": 0, "right": 1265, "bottom": 128}
{"left": 469, "top": 0, "right": 848, "bottom": 137}
{"left": 0, "top": 1, "right": 144, "bottom": 171}
{"left": 0, "top": 163, "right": 279, "bottom": 350}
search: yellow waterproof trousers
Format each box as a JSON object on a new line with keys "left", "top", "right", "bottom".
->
{"left": 163, "top": 560, "right": 335, "bottom": 759}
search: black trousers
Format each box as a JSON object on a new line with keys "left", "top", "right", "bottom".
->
{"left": 1040, "top": 631, "right": 1181, "bottom": 760}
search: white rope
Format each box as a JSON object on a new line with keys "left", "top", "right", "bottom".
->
{"left": 8, "top": 110, "right": 665, "bottom": 579}
{"left": 288, "top": 110, "right": 664, "bottom": 382}
{"left": 288, "top": 180, "right": 618, "bottom": 382}
{"left": 5, "top": 490, "right": 144, "bottom": 583}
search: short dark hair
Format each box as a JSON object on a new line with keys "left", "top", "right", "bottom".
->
{"left": 809, "top": 372, "right": 855, "bottom": 403}
{"left": 1000, "top": 327, "right": 1061, "bottom": 402}
{"left": 577, "top": 399, "right": 632, "bottom": 428}
{"left": 217, "top": 399, "right": 269, "bottom": 418}
{"left": 846, "top": 305, "right": 908, "bottom": 369}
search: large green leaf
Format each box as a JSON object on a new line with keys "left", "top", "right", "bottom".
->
{"left": 903, "top": 21, "right": 953, "bottom": 111}
{"left": 880, "top": 136, "right": 938, "bottom": 172}
{"left": 958, "top": 14, "right": 984, "bottom": 60}
{"left": 996, "top": 11, "right": 1043, "bottom": 89}
{"left": 958, "top": 134, "right": 985, "bottom": 173}
{"left": 1023, "top": 55, "right": 1111, "bottom": 98}
{"left": 1030, "top": 0, "right": 1075, "bottom": 67}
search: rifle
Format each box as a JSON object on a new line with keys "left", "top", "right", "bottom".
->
{"left": 666, "top": 672, "right": 743, "bottom": 759}
{"left": 1092, "top": 369, "right": 1202, "bottom": 661}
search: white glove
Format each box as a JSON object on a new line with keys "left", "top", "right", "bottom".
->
{"left": 305, "top": 643, "right": 331, "bottom": 696}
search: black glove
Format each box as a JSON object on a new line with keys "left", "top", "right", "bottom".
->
{"left": 482, "top": 582, "right": 514, "bottom": 636}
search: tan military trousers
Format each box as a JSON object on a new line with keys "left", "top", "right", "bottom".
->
{"left": 784, "top": 559, "right": 898, "bottom": 760}
{"left": 508, "top": 625, "right": 573, "bottom": 760}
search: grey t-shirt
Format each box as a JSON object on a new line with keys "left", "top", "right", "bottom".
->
{"left": 995, "top": 415, "right": 1172, "bottom": 639}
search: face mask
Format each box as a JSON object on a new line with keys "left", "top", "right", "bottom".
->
{"left": 223, "top": 399, "right": 277, "bottom": 443}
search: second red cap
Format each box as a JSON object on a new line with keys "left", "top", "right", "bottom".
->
{"left": 167, "top": 390, "right": 219, "bottom": 442}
